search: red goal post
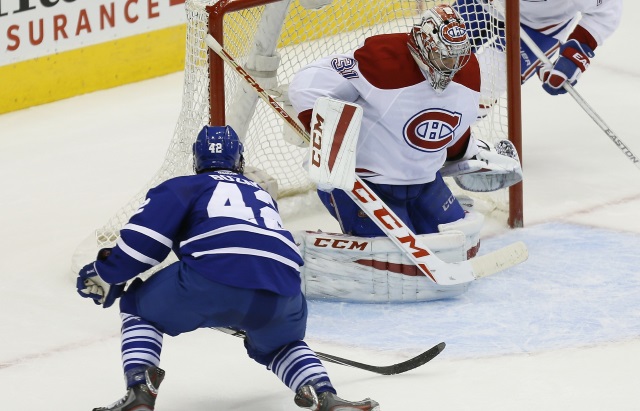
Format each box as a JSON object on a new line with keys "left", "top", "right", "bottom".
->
{"left": 71, "top": 0, "right": 522, "bottom": 275}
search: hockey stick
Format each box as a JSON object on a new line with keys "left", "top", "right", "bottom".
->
{"left": 519, "top": 27, "right": 640, "bottom": 170}
{"left": 205, "top": 35, "right": 528, "bottom": 285}
{"left": 212, "top": 327, "right": 446, "bottom": 375}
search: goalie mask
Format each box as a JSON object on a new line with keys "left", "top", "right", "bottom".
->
{"left": 407, "top": 4, "right": 471, "bottom": 93}
{"left": 193, "top": 125, "right": 245, "bottom": 173}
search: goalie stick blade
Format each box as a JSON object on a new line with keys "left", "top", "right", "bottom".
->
{"left": 212, "top": 327, "right": 445, "bottom": 375}
{"left": 316, "top": 342, "right": 446, "bottom": 375}
{"left": 471, "top": 241, "right": 528, "bottom": 279}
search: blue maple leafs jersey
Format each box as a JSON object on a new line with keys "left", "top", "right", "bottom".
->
{"left": 95, "top": 170, "right": 304, "bottom": 296}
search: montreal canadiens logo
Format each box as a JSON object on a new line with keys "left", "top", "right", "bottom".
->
{"left": 403, "top": 109, "right": 462, "bottom": 152}
{"left": 441, "top": 22, "right": 467, "bottom": 44}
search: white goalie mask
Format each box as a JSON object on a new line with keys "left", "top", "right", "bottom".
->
{"left": 407, "top": 5, "right": 471, "bottom": 93}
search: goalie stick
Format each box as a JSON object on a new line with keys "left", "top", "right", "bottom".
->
{"left": 519, "top": 27, "right": 640, "bottom": 171}
{"left": 212, "top": 327, "right": 446, "bottom": 375}
{"left": 205, "top": 35, "right": 528, "bottom": 285}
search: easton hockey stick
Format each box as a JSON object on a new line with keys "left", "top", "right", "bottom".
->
{"left": 520, "top": 27, "right": 640, "bottom": 170}
{"left": 212, "top": 327, "right": 446, "bottom": 375}
{"left": 205, "top": 35, "right": 528, "bottom": 285}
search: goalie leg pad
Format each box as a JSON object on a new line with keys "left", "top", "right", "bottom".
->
{"left": 319, "top": 176, "right": 467, "bottom": 237}
{"left": 294, "top": 230, "right": 471, "bottom": 303}
{"left": 438, "top": 210, "right": 484, "bottom": 259}
{"left": 318, "top": 188, "right": 414, "bottom": 237}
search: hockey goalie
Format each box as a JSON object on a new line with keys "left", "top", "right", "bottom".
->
{"left": 284, "top": 4, "right": 523, "bottom": 302}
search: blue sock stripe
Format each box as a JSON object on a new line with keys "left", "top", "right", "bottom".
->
{"left": 290, "top": 366, "right": 330, "bottom": 392}
{"left": 121, "top": 332, "right": 163, "bottom": 347}
{"left": 277, "top": 350, "right": 314, "bottom": 378}
{"left": 124, "top": 323, "right": 163, "bottom": 336}
{"left": 121, "top": 347, "right": 161, "bottom": 357}
{"left": 275, "top": 350, "right": 314, "bottom": 382}
{"left": 119, "top": 314, "right": 163, "bottom": 373}
{"left": 122, "top": 348, "right": 161, "bottom": 363}
{"left": 123, "top": 357, "right": 157, "bottom": 371}
{"left": 121, "top": 313, "right": 139, "bottom": 325}
{"left": 271, "top": 344, "right": 310, "bottom": 376}
{"left": 281, "top": 353, "right": 318, "bottom": 385}
{"left": 269, "top": 341, "right": 333, "bottom": 393}
{"left": 271, "top": 343, "right": 304, "bottom": 367}
{"left": 122, "top": 324, "right": 163, "bottom": 339}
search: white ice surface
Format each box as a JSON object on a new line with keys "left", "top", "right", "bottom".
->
{"left": 1, "top": 5, "right": 640, "bottom": 410}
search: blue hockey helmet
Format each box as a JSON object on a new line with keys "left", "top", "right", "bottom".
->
{"left": 193, "top": 125, "right": 245, "bottom": 173}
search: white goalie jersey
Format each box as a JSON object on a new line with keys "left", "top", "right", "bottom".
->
{"left": 289, "top": 33, "right": 481, "bottom": 186}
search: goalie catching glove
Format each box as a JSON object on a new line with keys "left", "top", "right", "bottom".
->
{"left": 441, "top": 136, "right": 522, "bottom": 193}
{"left": 76, "top": 248, "right": 125, "bottom": 308}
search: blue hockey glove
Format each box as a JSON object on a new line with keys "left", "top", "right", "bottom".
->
{"left": 76, "top": 249, "right": 125, "bottom": 308}
{"left": 538, "top": 39, "right": 594, "bottom": 95}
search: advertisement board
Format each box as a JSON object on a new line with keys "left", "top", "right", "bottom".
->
{"left": 1, "top": 0, "right": 188, "bottom": 113}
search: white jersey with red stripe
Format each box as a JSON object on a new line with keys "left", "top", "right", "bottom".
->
{"left": 289, "top": 33, "right": 480, "bottom": 186}
{"left": 520, "top": 0, "right": 622, "bottom": 46}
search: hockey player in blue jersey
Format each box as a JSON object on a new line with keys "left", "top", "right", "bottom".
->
{"left": 76, "top": 125, "right": 380, "bottom": 411}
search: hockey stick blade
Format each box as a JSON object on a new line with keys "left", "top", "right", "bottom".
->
{"left": 470, "top": 240, "right": 528, "bottom": 279}
{"left": 212, "top": 327, "right": 445, "bottom": 375}
{"left": 316, "top": 342, "right": 446, "bottom": 375}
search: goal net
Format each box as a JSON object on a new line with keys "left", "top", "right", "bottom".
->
{"left": 72, "top": 0, "right": 521, "bottom": 273}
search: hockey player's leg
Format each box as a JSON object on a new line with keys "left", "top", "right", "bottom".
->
{"left": 409, "top": 173, "right": 466, "bottom": 235}
{"left": 271, "top": 340, "right": 379, "bottom": 410}
{"left": 93, "top": 309, "right": 166, "bottom": 410}
{"left": 93, "top": 270, "right": 175, "bottom": 411}
{"left": 317, "top": 189, "right": 381, "bottom": 236}
{"left": 409, "top": 173, "right": 483, "bottom": 258}
{"left": 244, "top": 293, "right": 380, "bottom": 410}
{"left": 94, "top": 263, "right": 214, "bottom": 410}
{"left": 318, "top": 184, "right": 416, "bottom": 237}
